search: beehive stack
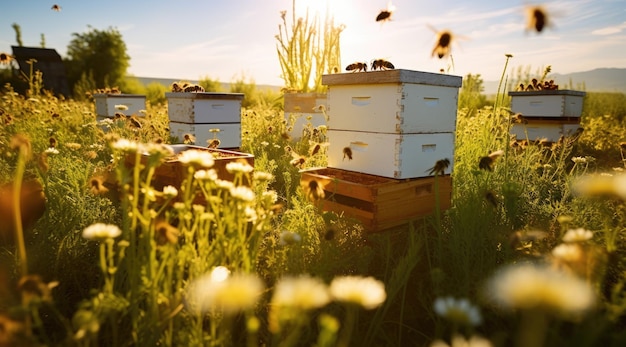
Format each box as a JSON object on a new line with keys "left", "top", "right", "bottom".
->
{"left": 508, "top": 89, "right": 586, "bottom": 142}
{"left": 166, "top": 92, "right": 244, "bottom": 149}
{"left": 94, "top": 93, "right": 146, "bottom": 120}
{"left": 300, "top": 69, "right": 462, "bottom": 231}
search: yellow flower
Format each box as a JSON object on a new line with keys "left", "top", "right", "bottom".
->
{"left": 178, "top": 149, "right": 215, "bottom": 168}
{"left": 329, "top": 276, "right": 386, "bottom": 309}
{"left": 562, "top": 228, "right": 593, "bottom": 243}
{"left": 485, "top": 263, "right": 594, "bottom": 316}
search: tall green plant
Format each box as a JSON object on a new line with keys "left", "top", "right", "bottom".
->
{"left": 276, "top": 1, "right": 344, "bottom": 93}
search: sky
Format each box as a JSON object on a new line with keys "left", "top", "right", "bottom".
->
{"left": 1, "top": 0, "right": 625, "bottom": 87}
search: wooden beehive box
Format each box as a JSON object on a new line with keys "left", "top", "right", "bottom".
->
{"left": 169, "top": 122, "right": 241, "bottom": 149}
{"left": 321, "top": 69, "right": 460, "bottom": 179}
{"left": 166, "top": 92, "right": 244, "bottom": 148}
{"left": 509, "top": 90, "right": 586, "bottom": 118}
{"left": 166, "top": 92, "right": 244, "bottom": 123}
{"left": 301, "top": 167, "right": 452, "bottom": 232}
{"left": 130, "top": 144, "right": 254, "bottom": 192}
{"left": 327, "top": 130, "right": 454, "bottom": 179}
{"left": 94, "top": 94, "right": 146, "bottom": 119}
{"left": 322, "top": 70, "right": 462, "bottom": 133}
{"left": 511, "top": 117, "right": 582, "bottom": 142}
{"left": 283, "top": 92, "right": 328, "bottom": 138}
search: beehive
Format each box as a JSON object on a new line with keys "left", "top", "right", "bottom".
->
{"left": 94, "top": 94, "right": 146, "bottom": 119}
{"left": 322, "top": 69, "right": 461, "bottom": 179}
{"left": 166, "top": 92, "right": 244, "bottom": 149}
{"left": 511, "top": 117, "right": 582, "bottom": 142}
{"left": 509, "top": 90, "right": 586, "bottom": 118}
{"left": 301, "top": 167, "right": 452, "bottom": 232}
{"left": 283, "top": 92, "right": 328, "bottom": 138}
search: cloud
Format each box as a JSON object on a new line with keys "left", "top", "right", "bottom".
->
{"left": 592, "top": 21, "right": 626, "bottom": 35}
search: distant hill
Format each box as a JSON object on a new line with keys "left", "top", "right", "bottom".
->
{"left": 483, "top": 68, "right": 626, "bottom": 95}
{"left": 133, "top": 76, "right": 281, "bottom": 92}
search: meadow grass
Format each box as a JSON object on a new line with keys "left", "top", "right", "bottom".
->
{"left": 1, "top": 69, "right": 626, "bottom": 347}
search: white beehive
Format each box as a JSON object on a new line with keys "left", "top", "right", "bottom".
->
{"left": 509, "top": 90, "right": 586, "bottom": 118}
{"left": 284, "top": 92, "right": 328, "bottom": 138}
{"left": 321, "top": 69, "right": 461, "bottom": 179}
{"left": 169, "top": 122, "right": 241, "bottom": 149}
{"left": 326, "top": 130, "right": 455, "bottom": 179}
{"left": 166, "top": 92, "right": 244, "bottom": 123}
{"left": 94, "top": 94, "right": 146, "bottom": 119}
{"left": 323, "top": 70, "right": 462, "bottom": 133}
{"left": 511, "top": 120, "right": 582, "bottom": 142}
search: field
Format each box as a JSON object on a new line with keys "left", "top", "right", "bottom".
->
{"left": 1, "top": 72, "right": 626, "bottom": 347}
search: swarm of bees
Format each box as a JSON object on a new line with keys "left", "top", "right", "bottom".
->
{"left": 171, "top": 81, "right": 205, "bottom": 93}
{"left": 346, "top": 59, "right": 395, "bottom": 72}
{"left": 516, "top": 78, "right": 559, "bottom": 91}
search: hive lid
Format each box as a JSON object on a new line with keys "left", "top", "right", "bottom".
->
{"left": 508, "top": 90, "right": 586, "bottom": 97}
{"left": 322, "top": 69, "right": 462, "bottom": 88}
{"left": 165, "top": 92, "right": 245, "bottom": 100}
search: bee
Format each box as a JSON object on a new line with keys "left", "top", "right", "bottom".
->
{"left": 430, "top": 27, "right": 455, "bottom": 59}
{"left": 207, "top": 138, "right": 220, "bottom": 149}
{"left": 511, "top": 113, "right": 527, "bottom": 124}
{"left": 183, "top": 133, "right": 196, "bottom": 145}
{"left": 376, "top": 1, "right": 395, "bottom": 22}
{"left": 342, "top": 147, "right": 353, "bottom": 161}
{"left": 0, "top": 52, "right": 14, "bottom": 65}
{"left": 371, "top": 59, "right": 395, "bottom": 71}
{"left": 171, "top": 82, "right": 184, "bottom": 92}
{"left": 426, "top": 158, "right": 450, "bottom": 176}
{"left": 310, "top": 143, "right": 322, "bottom": 156}
{"left": 478, "top": 150, "right": 504, "bottom": 171}
{"left": 516, "top": 83, "right": 525, "bottom": 91}
{"left": 183, "top": 84, "right": 204, "bottom": 93}
{"left": 51, "top": 4, "right": 61, "bottom": 11}
{"left": 525, "top": 5, "right": 551, "bottom": 33}
{"left": 303, "top": 179, "right": 325, "bottom": 201}
{"left": 346, "top": 62, "right": 367, "bottom": 72}
{"left": 129, "top": 115, "right": 142, "bottom": 128}
{"left": 324, "top": 226, "right": 336, "bottom": 241}
{"left": 287, "top": 147, "right": 306, "bottom": 168}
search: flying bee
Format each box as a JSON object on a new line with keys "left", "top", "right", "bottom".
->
{"left": 478, "top": 150, "right": 504, "bottom": 172}
{"left": 485, "top": 190, "right": 498, "bottom": 207}
{"left": 0, "top": 53, "right": 14, "bottom": 65}
{"left": 310, "top": 143, "right": 321, "bottom": 156}
{"left": 129, "top": 115, "right": 142, "bottom": 128}
{"left": 426, "top": 158, "right": 450, "bottom": 176}
{"left": 183, "top": 133, "right": 196, "bottom": 145}
{"left": 346, "top": 62, "right": 367, "bottom": 72}
{"left": 525, "top": 5, "right": 551, "bottom": 33}
{"left": 51, "top": 4, "right": 61, "bottom": 11}
{"left": 511, "top": 113, "right": 527, "bottom": 124}
{"left": 303, "top": 179, "right": 325, "bottom": 201}
{"left": 429, "top": 27, "right": 455, "bottom": 59}
{"left": 342, "top": 147, "right": 353, "bottom": 161}
{"left": 371, "top": 59, "right": 395, "bottom": 71}
{"left": 376, "top": 1, "right": 396, "bottom": 23}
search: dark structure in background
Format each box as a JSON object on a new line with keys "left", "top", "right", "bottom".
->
{"left": 11, "top": 46, "right": 70, "bottom": 96}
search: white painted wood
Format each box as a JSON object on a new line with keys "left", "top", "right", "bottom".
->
{"left": 166, "top": 92, "right": 244, "bottom": 123}
{"left": 169, "top": 122, "right": 241, "bottom": 149}
{"left": 94, "top": 94, "right": 146, "bottom": 118}
{"left": 327, "top": 130, "right": 455, "bottom": 179}
{"left": 509, "top": 90, "right": 586, "bottom": 117}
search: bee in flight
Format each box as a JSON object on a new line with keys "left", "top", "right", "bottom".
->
{"left": 376, "top": 1, "right": 396, "bottom": 22}
{"left": 342, "top": 147, "right": 353, "bottom": 161}
{"left": 51, "top": 4, "right": 61, "bottom": 11}
{"left": 525, "top": 5, "right": 551, "bottom": 33}
{"left": 429, "top": 26, "right": 456, "bottom": 59}
{"left": 426, "top": 158, "right": 450, "bottom": 176}
{"left": 478, "top": 150, "right": 504, "bottom": 172}
{"left": 346, "top": 62, "right": 367, "bottom": 72}
{"left": 371, "top": 59, "right": 395, "bottom": 71}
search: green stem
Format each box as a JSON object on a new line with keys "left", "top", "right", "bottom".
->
{"left": 12, "top": 148, "right": 28, "bottom": 276}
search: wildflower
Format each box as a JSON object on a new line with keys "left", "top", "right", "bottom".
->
{"left": 571, "top": 156, "right": 587, "bottom": 164}
{"left": 572, "top": 173, "right": 626, "bottom": 200}
{"left": 562, "top": 228, "right": 593, "bottom": 243}
{"left": 430, "top": 334, "right": 494, "bottom": 347}
{"left": 215, "top": 179, "right": 234, "bottom": 190}
{"left": 45, "top": 147, "right": 59, "bottom": 155}
{"left": 114, "top": 104, "right": 128, "bottom": 111}
{"left": 178, "top": 149, "right": 215, "bottom": 168}
{"left": 82, "top": 223, "right": 122, "bottom": 241}
{"left": 194, "top": 169, "right": 218, "bottom": 181}
{"left": 254, "top": 171, "right": 274, "bottom": 182}
{"left": 89, "top": 177, "right": 109, "bottom": 195}
{"left": 261, "top": 141, "right": 269, "bottom": 147}
{"left": 279, "top": 230, "right": 302, "bottom": 246}
{"left": 552, "top": 243, "right": 583, "bottom": 263}
{"left": 187, "top": 270, "right": 264, "bottom": 315}
{"left": 226, "top": 161, "right": 254, "bottom": 174}
{"left": 329, "top": 276, "right": 386, "bottom": 309}
{"left": 162, "top": 185, "right": 178, "bottom": 198}
{"left": 244, "top": 206, "right": 258, "bottom": 222}
{"left": 272, "top": 275, "right": 330, "bottom": 310}
{"left": 111, "top": 138, "right": 139, "bottom": 153}
{"left": 229, "top": 186, "right": 255, "bottom": 202}
{"left": 433, "top": 296, "right": 482, "bottom": 327}
{"left": 484, "top": 263, "right": 594, "bottom": 316}
{"left": 65, "top": 142, "right": 82, "bottom": 150}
